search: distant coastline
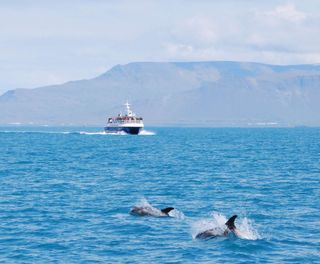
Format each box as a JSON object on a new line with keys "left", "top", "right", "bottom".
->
{"left": 1, "top": 61, "right": 320, "bottom": 126}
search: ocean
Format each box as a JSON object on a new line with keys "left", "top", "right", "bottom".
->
{"left": 0, "top": 127, "right": 319, "bottom": 263}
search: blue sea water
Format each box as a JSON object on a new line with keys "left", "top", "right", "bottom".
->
{"left": 0, "top": 127, "right": 319, "bottom": 263}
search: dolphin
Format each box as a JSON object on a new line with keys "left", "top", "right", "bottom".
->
{"left": 195, "top": 215, "right": 238, "bottom": 239}
{"left": 130, "top": 206, "right": 175, "bottom": 217}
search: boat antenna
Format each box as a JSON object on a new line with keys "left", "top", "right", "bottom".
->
{"left": 125, "top": 100, "right": 134, "bottom": 116}
{"left": 125, "top": 100, "right": 130, "bottom": 112}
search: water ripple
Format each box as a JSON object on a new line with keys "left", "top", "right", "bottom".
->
{"left": 0, "top": 127, "right": 319, "bottom": 262}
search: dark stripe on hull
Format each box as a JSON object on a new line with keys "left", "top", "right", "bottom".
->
{"left": 104, "top": 127, "right": 141, "bottom": 135}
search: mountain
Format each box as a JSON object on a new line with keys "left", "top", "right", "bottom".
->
{"left": 1, "top": 61, "right": 320, "bottom": 126}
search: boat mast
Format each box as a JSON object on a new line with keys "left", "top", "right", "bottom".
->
{"left": 125, "top": 100, "right": 134, "bottom": 117}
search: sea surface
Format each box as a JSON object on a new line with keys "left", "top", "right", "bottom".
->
{"left": 0, "top": 127, "right": 319, "bottom": 263}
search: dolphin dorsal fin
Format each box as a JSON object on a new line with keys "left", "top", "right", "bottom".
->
{"left": 161, "top": 207, "right": 174, "bottom": 215}
{"left": 225, "top": 215, "right": 237, "bottom": 230}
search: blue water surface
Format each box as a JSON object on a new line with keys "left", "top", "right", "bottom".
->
{"left": 0, "top": 127, "right": 319, "bottom": 263}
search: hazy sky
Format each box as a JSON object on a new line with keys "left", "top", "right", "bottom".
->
{"left": 0, "top": 0, "right": 319, "bottom": 94}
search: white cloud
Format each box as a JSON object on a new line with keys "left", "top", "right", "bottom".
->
{"left": 0, "top": 1, "right": 319, "bottom": 94}
{"left": 162, "top": 2, "right": 320, "bottom": 65}
{"left": 265, "top": 3, "right": 306, "bottom": 22}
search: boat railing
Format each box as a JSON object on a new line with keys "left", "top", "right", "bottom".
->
{"left": 123, "top": 120, "right": 143, "bottom": 124}
{"left": 108, "top": 119, "right": 143, "bottom": 124}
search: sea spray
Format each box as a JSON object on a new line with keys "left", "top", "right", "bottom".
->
{"left": 132, "top": 198, "right": 184, "bottom": 219}
{"left": 191, "top": 212, "right": 260, "bottom": 240}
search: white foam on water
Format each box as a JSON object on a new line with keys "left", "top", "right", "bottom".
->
{"left": 1, "top": 129, "right": 155, "bottom": 136}
{"left": 78, "top": 129, "right": 156, "bottom": 136}
{"left": 138, "top": 130, "right": 156, "bottom": 136}
{"left": 191, "top": 212, "right": 260, "bottom": 240}
{"left": 0, "top": 130, "right": 129, "bottom": 135}
{"left": 234, "top": 217, "right": 261, "bottom": 240}
{"left": 168, "top": 208, "right": 185, "bottom": 220}
{"left": 191, "top": 212, "right": 226, "bottom": 239}
{"left": 79, "top": 131, "right": 129, "bottom": 136}
{"left": 79, "top": 131, "right": 107, "bottom": 135}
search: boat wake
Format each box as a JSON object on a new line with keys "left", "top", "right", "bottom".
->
{"left": 191, "top": 212, "right": 260, "bottom": 240}
{"left": 0, "top": 130, "right": 155, "bottom": 136}
{"left": 138, "top": 129, "right": 156, "bottom": 136}
{"left": 79, "top": 129, "right": 156, "bottom": 136}
{"left": 79, "top": 130, "right": 156, "bottom": 136}
{"left": 0, "top": 130, "right": 76, "bottom": 134}
{"left": 79, "top": 131, "right": 115, "bottom": 135}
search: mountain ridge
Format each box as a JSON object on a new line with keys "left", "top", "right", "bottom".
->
{"left": 1, "top": 61, "right": 320, "bottom": 126}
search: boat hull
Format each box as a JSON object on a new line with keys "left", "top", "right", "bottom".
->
{"left": 104, "top": 126, "right": 142, "bottom": 135}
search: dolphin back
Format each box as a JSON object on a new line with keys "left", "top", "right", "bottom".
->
{"left": 195, "top": 230, "right": 218, "bottom": 240}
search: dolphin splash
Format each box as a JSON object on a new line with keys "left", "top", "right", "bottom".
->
{"left": 195, "top": 215, "right": 238, "bottom": 239}
{"left": 130, "top": 205, "right": 175, "bottom": 217}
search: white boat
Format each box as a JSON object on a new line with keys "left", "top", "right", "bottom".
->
{"left": 104, "top": 101, "right": 144, "bottom": 135}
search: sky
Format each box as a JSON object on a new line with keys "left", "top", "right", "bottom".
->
{"left": 0, "top": 0, "right": 319, "bottom": 94}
